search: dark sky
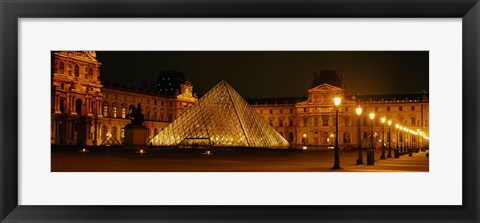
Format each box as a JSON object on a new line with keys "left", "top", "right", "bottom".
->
{"left": 96, "top": 51, "right": 428, "bottom": 98}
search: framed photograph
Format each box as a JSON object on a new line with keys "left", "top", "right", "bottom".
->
{"left": 1, "top": 0, "right": 478, "bottom": 222}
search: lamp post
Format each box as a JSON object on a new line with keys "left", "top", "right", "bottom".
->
{"left": 395, "top": 124, "right": 400, "bottom": 158}
{"left": 355, "top": 106, "right": 363, "bottom": 165}
{"left": 387, "top": 119, "right": 392, "bottom": 158}
{"left": 302, "top": 133, "right": 307, "bottom": 148}
{"left": 332, "top": 96, "right": 342, "bottom": 169}
{"left": 367, "top": 112, "right": 375, "bottom": 165}
{"left": 395, "top": 124, "right": 399, "bottom": 148}
{"left": 380, "top": 117, "right": 386, "bottom": 159}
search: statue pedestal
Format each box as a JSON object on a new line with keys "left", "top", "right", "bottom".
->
{"left": 123, "top": 124, "right": 148, "bottom": 146}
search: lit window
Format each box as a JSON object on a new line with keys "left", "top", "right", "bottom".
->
{"left": 112, "top": 106, "right": 117, "bottom": 118}
{"left": 121, "top": 107, "right": 126, "bottom": 118}
{"left": 103, "top": 106, "right": 108, "bottom": 117}
{"left": 121, "top": 128, "right": 125, "bottom": 138}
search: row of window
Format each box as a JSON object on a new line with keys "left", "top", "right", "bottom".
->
{"left": 298, "top": 105, "right": 419, "bottom": 113}
{"left": 104, "top": 93, "right": 176, "bottom": 107}
{"left": 261, "top": 109, "right": 294, "bottom": 115}
{"left": 102, "top": 105, "right": 174, "bottom": 122}
{"left": 266, "top": 116, "right": 427, "bottom": 128}
{"left": 57, "top": 61, "right": 95, "bottom": 79}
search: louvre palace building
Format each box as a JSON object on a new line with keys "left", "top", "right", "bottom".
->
{"left": 51, "top": 51, "right": 429, "bottom": 148}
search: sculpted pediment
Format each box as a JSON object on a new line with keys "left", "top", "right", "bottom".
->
{"left": 308, "top": 83, "right": 344, "bottom": 92}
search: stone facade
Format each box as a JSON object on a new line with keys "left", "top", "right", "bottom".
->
{"left": 250, "top": 83, "right": 429, "bottom": 148}
{"left": 51, "top": 51, "right": 197, "bottom": 146}
{"left": 51, "top": 52, "right": 428, "bottom": 148}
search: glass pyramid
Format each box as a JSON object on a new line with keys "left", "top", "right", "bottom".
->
{"left": 150, "top": 80, "right": 290, "bottom": 148}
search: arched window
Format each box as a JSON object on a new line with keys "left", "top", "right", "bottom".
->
{"left": 321, "top": 132, "right": 329, "bottom": 144}
{"left": 279, "top": 120, "right": 283, "bottom": 127}
{"left": 59, "top": 98, "right": 65, "bottom": 113}
{"left": 75, "top": 99, "right": 82, "bottom": 115}
{"left": 74, "top": 64, "right": 80, "bottom": 77}
{"left": 112, "top": 126, "right": 117, "bottom": 139}
{"left": 343, "top": 132, "right": 351, "bottom": 144}
{"left": 121, "top": 106, "right": 126, "bottom": 118}
{"left": 121, "top": 128, "right": 125, "bottom": 139}
{"left": 87, "top": 67, "right": 93, "bottom": 79}
{"left": 154, "top": 128, "right": 158, "bottom": 137}
{"left": 103, "top": 104, "right": 108, "bottom": 117}
{"left": 289, "top": 132, "right": 294, "bottom": 142}
{"left": 59, "top": 62, "right": 65, "bottom": 74}
{"left": 112, "top": 106, "right": 117, "bottom": 118}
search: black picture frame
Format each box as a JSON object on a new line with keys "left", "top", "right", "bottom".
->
{"left": 1, "top": 0, "right": 478, "bottom": 222}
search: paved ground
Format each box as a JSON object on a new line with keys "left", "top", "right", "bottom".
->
{"left": 51, "top": 148, "right": 429, "bottom": 172}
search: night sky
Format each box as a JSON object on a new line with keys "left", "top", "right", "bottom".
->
{"left": 96, "top": 51, "right": 428, "bottom": 98}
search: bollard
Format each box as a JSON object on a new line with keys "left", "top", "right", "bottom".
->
{"left": 367, "top": 150, "right": 375, "bottom": 165}
{"left": 394, "top": 149, "right": 400, "bottom": 158}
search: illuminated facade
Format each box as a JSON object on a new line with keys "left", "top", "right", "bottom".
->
{"left": 151, "top": 81, "right": 290, "bottom": 148}
{"left": 51, "top": 51, "right": 197, "bottom": 146}
{"left": 249, "top": 72, "right": 429, "bottom": 148}
{"left": 51, "top": 52, "right": 428, "bottom": 148}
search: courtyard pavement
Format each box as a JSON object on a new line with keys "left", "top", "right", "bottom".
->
{"left": 51, "top": 148, "right": 429, "bottom": 172}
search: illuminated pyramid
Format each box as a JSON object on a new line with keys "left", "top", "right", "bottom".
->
{"left": 151, "top": 80, "right": 290, "bottom": 148}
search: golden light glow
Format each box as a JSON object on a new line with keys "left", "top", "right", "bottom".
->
{"left": 387, "top": 120, "right": 392, "bottom": 126}
{"left": 381, "top": 117, "right": 386, "bottom": 123}
{"left": 303, "top": 133, "right": 307, "bottom": 138}
{"left": 355, "top": 106, "right": 362, "bottom": 116}
{"left": 395, "top": 124, "right": 399, "bottom": 128}
{"left": 333, "top": 97, "right": 342, "bottom": 106}
{"left": 369, "top": 112, "right": 375, "bottom": 120}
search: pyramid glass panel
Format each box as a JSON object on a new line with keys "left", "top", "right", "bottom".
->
{"left": 151, "top": 81, "right": 290, "bottom": 148}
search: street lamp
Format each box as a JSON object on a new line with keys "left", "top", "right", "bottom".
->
{"left": 302, "top": 133, "right": 307, "bottom": 149}
{"left": 387, "top": 119, "right": 392, "bottom": 158}
{"left": 367, "top": 112, "right": 375, "bottom": 165}
{"left": 380, "top": 116, "right": 386, "bottom": 159}
{"left": 332, "top": 96, "right": 342, "bottom": 169}
{"left": 355, "top": 106, "right": 363, "bottom": 165}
